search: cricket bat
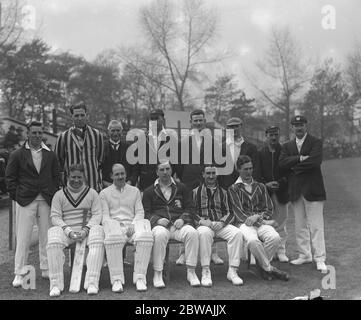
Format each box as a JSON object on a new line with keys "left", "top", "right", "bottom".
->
{"left": 69, "top": 238, "right": 87, "bottom": 293}
{"left": 69, "top": 209, "right": 89, "bottom": 293}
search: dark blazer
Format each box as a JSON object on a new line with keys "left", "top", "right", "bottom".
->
{"left": 5, "top": 144, "right": 60, "bottom": 206}
{"left": 218, "top": 138, "right": 260, "bottom": 190}
{"left": 258, "top": 143, "right": 289, "bottom": 204}
{"left": 142, "top": 181, "right": 196, "bottom": 229}
{"left": 101, "top": 140, "right": 137, "bottom": 186}
{"left": 279, "top": 134, "right": 326, "bottom": 202}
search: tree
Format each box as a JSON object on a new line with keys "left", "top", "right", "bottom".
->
{"left": 0, "top": 0, "right": 23, "bottom": 50}
{"left": 138, "top": 0, "right": 218, "bottom": 110}
{"left": 204, "top": 75, "right": 241, "bottom": 124}
{"left": 229, "top": 91, "right": 256, "bottom": 120}
{"left": 301, "top": 58, "right": 354, "bottom": 139}
{"left": 248, "top": 27, "right": 310, "bottom": 138}
{"left": 346, "top": 41, "right": 361, "bottom": 98}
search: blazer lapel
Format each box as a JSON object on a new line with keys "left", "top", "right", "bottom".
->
{"left": 39, "top": 149, "right": 49, "bottom": 173}
{"left": 167, "top": 183, "right": 178, "bottom": 204}
{"left": 299, "top": 134, "right": 310, "bottom": 155}
{"left": 70, "top": 130, "right": 83, "bottom": 151}
{"left": 292, "top": 139, "right": 299, "bottom": 155}
{"left": 154, "top": 184, "right": 168, "bottom": 204}
{"left": 25, "top": 149, "right": 38, "bottom": 175}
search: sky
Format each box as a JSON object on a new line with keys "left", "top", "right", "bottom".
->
{"left": 22, "top": 0, "right": 361, "bottom": 94}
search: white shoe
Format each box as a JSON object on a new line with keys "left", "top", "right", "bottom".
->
{"left": 290, "top": 257, "right": 312, "bottom": 265}
{"left": 112, "top": 280, "right": 124, "bottom": 293}
{"left": 12, "top": 275, "right": 23, "bottom": 288}
{"left": 176, "top": 253, "right": 186, "bottom": 265}
{"left": 87, "top": 284, "right": 98, "bottom": 295}
{"left": 41, "top": 270, "right": 49, "bottom": 279}
{"left": 316, "top": 261, "right": 328, "bottom": 273}
{"left": 227, "top": 267, "right": 243, "bottom": 286}
{"left": 187, "top": 268, "right": 200, "bottom": 287}
{"left": 201, "top": 267, "right": 212, "bottom": 287}
{"left": 277, "top": 253, "right": 289, "bottom": 263}
{"left": 136, "top": 279, "right": 147, "bottom": 292}
{"left": 49, "top": 287, "right": 61, "bottom": 297}
{"left": 153, "top": 271, "right": 165, "bottom": 289}
{"left": 211, "top": 253, "right": 224, "bottom": 265}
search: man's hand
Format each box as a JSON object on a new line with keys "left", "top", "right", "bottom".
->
{"left": 174, "top": 219, "right": 184, "bottom": 229}
{"left": 126, "top": 224, "right": 135, "bottom": 237}
{"left": 157, "top": 218, "right": 170, "bottom": 227}
{"left": 211, "top": 221, "right": 224, "bottom": 232}
{"left": 262, "top": 219, "right": 278, "bottom": 228}
{"left": 300, "top": 155, "right": 310, "bottom": 162}
{"left": 245, "top": 214, "right": 260, "bottom": 226}
{"left": 78, "top": 230, "right": 87, "bottom": 240}
{"left": 265, "top": 181, "right": 279, "bottom": 191}
{"left": 199, "top": 218, "right": 212, "bottom": 228}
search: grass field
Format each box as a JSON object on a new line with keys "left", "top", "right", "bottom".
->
{"left": 1, "top": 157, "right": 360, "bottom": 300}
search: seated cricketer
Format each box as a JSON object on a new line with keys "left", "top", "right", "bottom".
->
{"left": 99, "top": 164, "right": 153, "bottom": 293}
{"left": 142, "top": 160, "right": 200, "bottom": 288}
{"left": 194, "top": 165, "right": 244, "bottom": 287}
{"left": 46, "top": 164, "right": 104, "bottom": 297}
{"left": 228, "top": 155, "right": 289, "bottom": 281}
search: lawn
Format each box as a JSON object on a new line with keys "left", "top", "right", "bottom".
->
{"left": 0, "top": 157, "right": 360, "bottom": 300}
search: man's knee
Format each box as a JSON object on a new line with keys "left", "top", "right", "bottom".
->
{"left": 184, "top": 226, "right": 198, "bottom": 242}
{"left": 197, "top": 226, "right": 212, "bottom": 238}
{"left": 47, "top": 226, "right": 64, "bottom": 246}
{"left": 152, "top": 226, "right": 170, "bottom": 242}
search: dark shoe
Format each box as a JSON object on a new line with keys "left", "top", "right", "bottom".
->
{"left": 255, "top": 264, "right": 272, "bottom": 281}
{"left": 270, "top": 267, "right": 290, "bottom": 281}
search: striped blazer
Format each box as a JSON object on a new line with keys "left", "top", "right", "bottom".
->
{"left": 193, "top": 184, "right": 234, "bottom": 225}
{"left": 54, "top": 125, "right": 104, "bottom": 192}
{"left": 228, "top": 180, "right": 274, "bottom": 225}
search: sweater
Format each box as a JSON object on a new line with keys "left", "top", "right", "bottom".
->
{"left": 99, "top": 184, "right": 144, "bottom": 226}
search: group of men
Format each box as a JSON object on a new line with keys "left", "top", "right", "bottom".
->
{"left": 5, "top": 102, "right": 327, "bottom": 297}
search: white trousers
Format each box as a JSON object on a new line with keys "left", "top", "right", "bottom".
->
{"left": 271, "top": 194, "right": 289, "bottom": 255}
{"left": 292, "top": 196, "right": 326, "bottom": 262}
{"left": 198, "top": 224, "right": 243, "bottom": 268}
{"left": 239, "top": 224, "right": 280, "bottom": 271}
{"left": 15, "top": 200, "right": 50, "bottom": 275}
{"left": 152, "top": 225, "right": 199, "bottom": 271}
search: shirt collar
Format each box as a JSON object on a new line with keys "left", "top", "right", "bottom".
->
{"left": 296, "top": 133, "right": 307, "bottom": 144}
{"left": 154, "top": 177, "right": 176, "bottom": 187}
{"left": 109, "top": 139, "right": 120, "bottom": 145}
{"left": 25, "top": 141, "right": 50, "bottom": 151}
{"left": 235, "top": 176, "right": 253, "bottom": 186}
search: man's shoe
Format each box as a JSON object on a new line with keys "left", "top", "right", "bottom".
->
{"left": 290, "top": 257, "right": 312, "bottom": 265}
{"left": 227, "top": 267, "right": 243, "bottom": 286}
{"left": 153, "top": 271, "right": 165, "bottom": 289}
{"left": 316, "top": 261, "right": 328, "bottom": 273}
{"left": 176, "top": 253, "right": 186, "bottom": 265}
{"left": 41, "top": 270, "right": 49, "bottom": 279}
{"left": 211, "top": 253, "right": 224, "bottom": 265}
{"left": 187, "top": 268, "right": 200, "bottom": 287}
{"left": 49, "top": 286, "right": 61, "bottom": 297}
{"left": 277, "top": 253, "right": 289, "bottom": 263}
{"left": 255, "top": 264, "right": 273, "bottom": 281}
{"left": 12, "top": 275, "right": 23, "bottom": 288}
{"left": 270, "top": 267, "right": 290, "bottom": 281}
{"left": 87, "top": 285, "right": 98, "bottom": 295}
{"left": 136, "top": 279, "right": 147, "bottom": 292}
{"left": 112, "top": 280, "right": 124, "bottom": 293}
{"left": 201, "top": 267, "right": 212, "bottom": 287}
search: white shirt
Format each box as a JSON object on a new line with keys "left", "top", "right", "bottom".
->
{"left": 149, "top": 126, "right": 167, "bottom": 150}
{"left": 296, "top": 133, "right": 307, "bottom": 153}
{"left": 25, "top": 141, "right": 50, "bottom": 200}
{"left": 109, "top": 139, "right": 120, "bottom": 151}
{"left": 191, "top": 129, "right": 202, "bottom": 149}
{"left": 235, "top": 176, "right": 253, "bottom": 194}
{"left": 154, "top": 177, "right": 176, "bottom": 201}
{"left": 226, "top": 135, "right": 244, "bottom": 163}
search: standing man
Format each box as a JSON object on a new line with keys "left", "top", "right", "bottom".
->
{"left": 279, "top": 115, "right": 327, "bottom": 272}
{"left": 55, "top": 103, "right": 104, "bottom": 192}
{"left": 101, "top": 120, "right": 137, "bottom": 188}
{"left": 219, "top": 117, "right": 260, "bottom": 189}
{"left": 194, "top": 165, "right": 244, "bottom": 287}
{"left": 6, "top": 121, "right": 60, "bottom": 287}
{"left": 228, "top": 155, "right": 289, "bottom": 281}
{"left": 47, "top": 164, "right": 104, "bottom": 297}
{"left": 4, "top": 125, "right": 20, "bottom": 150}
{"left": 100, "top": 164, "right": 153, "bottom": 293}
{"left": 142, "top": 161, "right": 200, "bottom": 288}
{"left": 134, "top": 109, "right": 169, "bottom": 192}
{"left": 259, "top": 126, "right": 289, "bottom": 262}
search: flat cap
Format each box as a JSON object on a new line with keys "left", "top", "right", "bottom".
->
{"left": 291, "top": 115, "right": 307, "bottom": 125}
{"left": 150, "top": 109, "right": 164, "bottom": 118}
{"left": 265, "top": 125, "right": 280, "bottom": 133}
{"left": 226, "top": 117, "right": 242, "bottom": 126}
